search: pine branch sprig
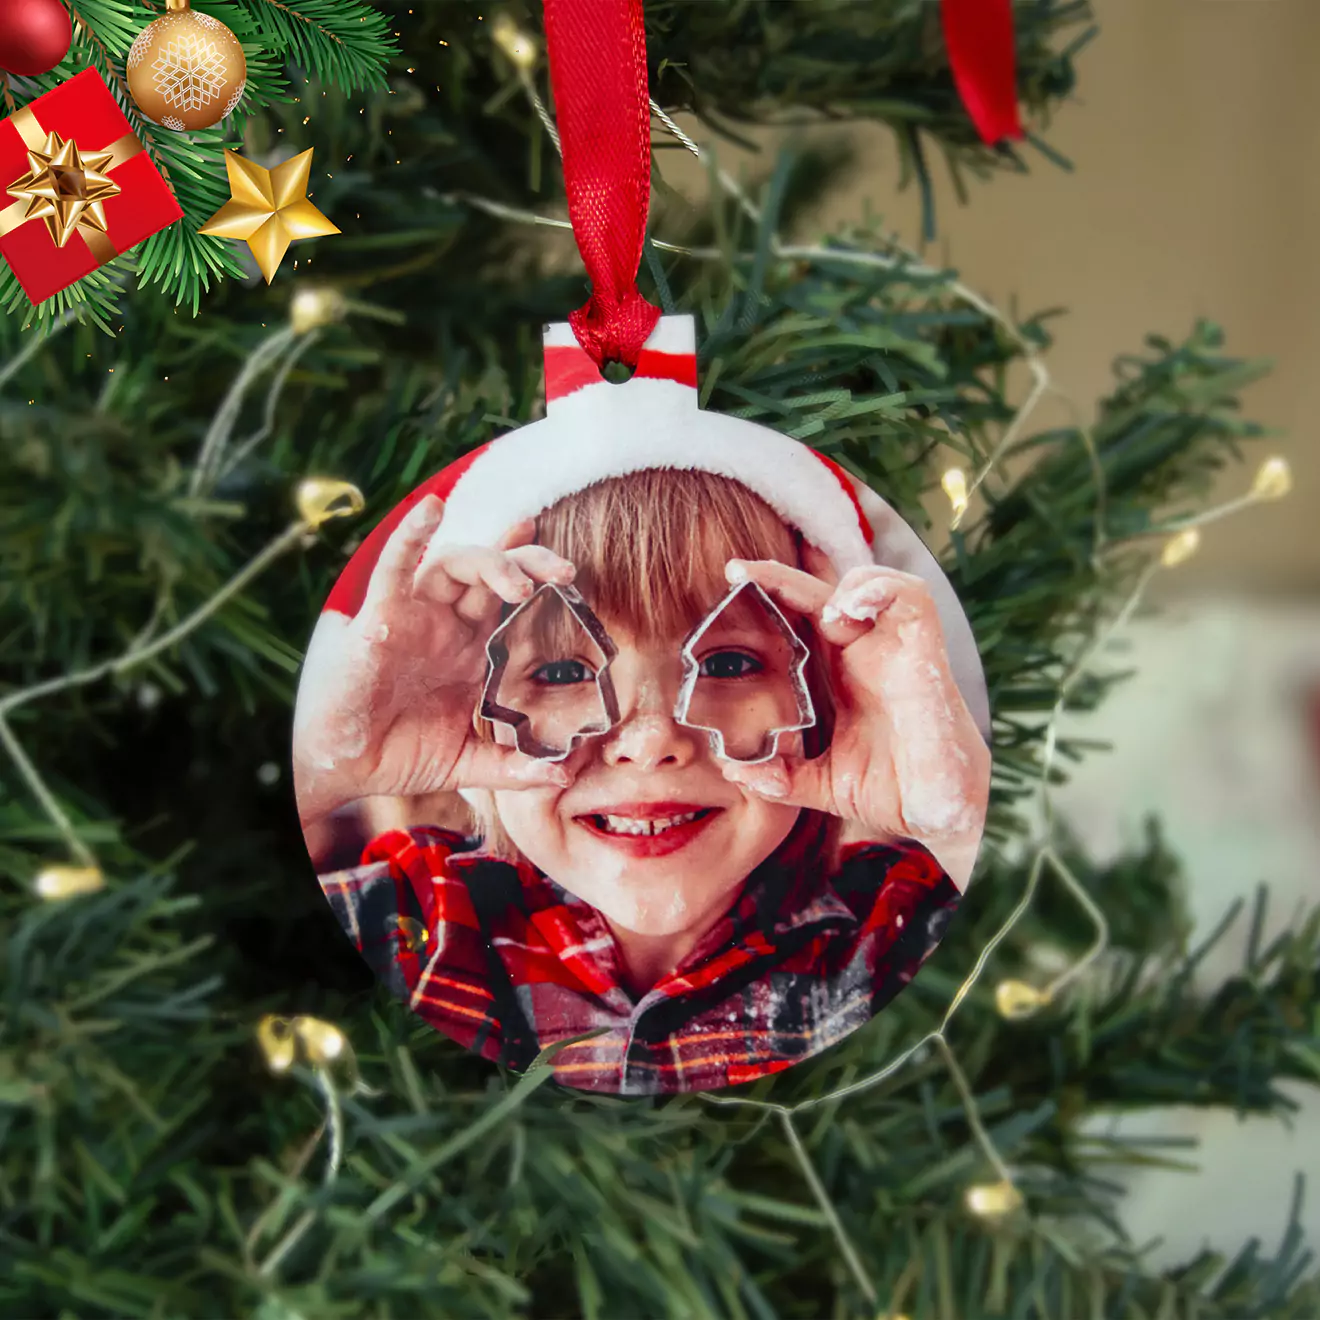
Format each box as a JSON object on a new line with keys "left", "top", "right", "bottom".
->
{"left": 235, "top": 0, "right": 399, "bottom": 92}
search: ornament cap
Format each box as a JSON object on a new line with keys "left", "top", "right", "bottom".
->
{"left": 164, "top": 0, "right": 191, "bottom": 11}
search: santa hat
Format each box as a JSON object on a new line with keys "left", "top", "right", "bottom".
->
{"left": 316, "top": 315, "right": 990, "bottom": 737}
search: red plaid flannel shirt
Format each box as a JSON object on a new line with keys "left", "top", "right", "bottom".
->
{"left": 319, "top": 815, "right": 958, "bottom": 1094}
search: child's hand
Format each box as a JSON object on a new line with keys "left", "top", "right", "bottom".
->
{"left": 293, "top": 496, "right": 576, "bottom": 828}
{"left": 720, "top": 552, "right": 990, "bottom": 889}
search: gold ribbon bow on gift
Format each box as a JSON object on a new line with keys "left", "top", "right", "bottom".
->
{"left": 0, "top": 105, "right": 142, "bottom": 263}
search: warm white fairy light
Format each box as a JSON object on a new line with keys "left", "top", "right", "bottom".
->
{"left": 257, "top": 1015, "right": 298, "bottom": 1073}
{"left": 965, "top": 1180, "right": 1024, "bottom": 1222}
{"left": 296, "top": 477, "right": 366, "bottom": 529}
{"left": 290, "top": 286, "right": 347, "bottom": 335}
{"left": 942, "top": 466, "right": 970, "bottom": 522}
{"left": 1160, "top": 527, "right": 1201, "bottom": 569}
{"left": 1251, "top": 454, "right": 1292, "bottom": 502}
{"left": 994, "top": 979, "right": 1050, "bottom": 1020}
{"left": 295, "top": 1016, "right": 347, "bottom": 1066}
{"left": 256, "top": 1014, "right": 350, "bottom": 1074}
{"left": 491, "top": 13, "right": 537, "bottom": 71}
{"left": 34, "top": 864, "right": 105, "bottom": 900}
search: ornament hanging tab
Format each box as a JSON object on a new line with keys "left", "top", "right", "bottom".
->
{"left": 940, "top": 0, "right": 1024, "bottom": 146}
{"left": 540, "top": 0, "right": 660, "bottom": 372}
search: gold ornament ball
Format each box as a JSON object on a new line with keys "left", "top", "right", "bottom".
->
{"left": 126, "top": 0, "right": 246, "bottom": 133}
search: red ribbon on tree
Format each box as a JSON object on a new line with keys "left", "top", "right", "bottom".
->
{"left": 542, "top": 0, "right": 660, "bottom": 370}
{"left": 940, "top": 0, "right": 1024, "bottom": 145}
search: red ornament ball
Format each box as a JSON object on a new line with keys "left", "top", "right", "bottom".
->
{"left": 0, "top": 0, "right": 72, "bottom": 76}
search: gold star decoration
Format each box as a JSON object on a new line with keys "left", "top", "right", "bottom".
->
{"left": 7, "top": 129, "right": 121, "bottom": 249}
{"left": 198, "top": 148, "right": 339, "bottom": 284}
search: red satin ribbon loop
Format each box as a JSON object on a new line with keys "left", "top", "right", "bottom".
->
{"left": 542, "top": 0, "right": 660, "bottom": 369}
{"left": 940, "top": 0, "right": 1024, "bottom": 145}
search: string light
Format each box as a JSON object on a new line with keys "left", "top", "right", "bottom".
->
{"left": 257, "top": 1014, "right": 298, "bottom": 1073}
{"left": 33, "top": 864, "right": 104, "bottom": 900}
{"left": 1160, "top": 527, "right": 1201, "bottom": 569}
{"left": 965, "top": 1180, "right": 1024, "bottom": 1223}
{"left": 296, "top": 478, "right": 365, "bottom": 529}
{"left": 994, "top": 979, "right": 1049, "bottom": 1020}
{"left": 256, "top": 1014, "right": 351, "bottom": 1074}
{"left": 941, "top": 467, "right": 969, "bottom": 523}
{"left": 295, "top": 1016, "right": 348, "bottom": 1068}
{"left": 289, "top": 286, "right": 347, "bottom": 335}
{"left": 1251, "top": 455, "right": 1292, "bottom": 502}
{"left": 491, "top": 13, "right": 537, "bottom": 71}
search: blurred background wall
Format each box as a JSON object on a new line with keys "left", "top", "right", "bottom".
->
{"left": 850, "top": 0, "right": 1320, "bottom": 1270}
{"left": 858, "top": 0, "right": 1319, "bottom": 596}
{"left": 668, "top": 0, "right": 1320, "bottom": 1274}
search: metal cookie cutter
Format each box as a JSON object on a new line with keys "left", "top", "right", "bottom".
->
{"left": 673, "top": 579, "right": 816, "bottom": 764}
{"left": 479, "top": 583, "right": 621, "bottom": 762}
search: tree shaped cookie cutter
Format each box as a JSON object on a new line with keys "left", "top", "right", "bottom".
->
{"left": 673, "top": 579, "right": 816, "bottom": 764}
{"left": 479, "top": 583, "right": 621, "bottom": 761}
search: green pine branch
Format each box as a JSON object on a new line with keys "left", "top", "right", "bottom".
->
{"left": 233, "top": 0, "right": 398, "bottom": 92}
{"left": 0, "top": 840, "right": 1313, "bottom": 1317}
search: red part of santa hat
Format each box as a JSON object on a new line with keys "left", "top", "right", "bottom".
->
{"left": 324, "top": 316, "right": 877, "bottom": 619}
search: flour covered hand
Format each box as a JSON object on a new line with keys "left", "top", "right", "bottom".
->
{"left": 720, "top": 552, "right": 990, "bottom": 888}
{"left": 292, "top": 495, "right": 575, "bottom": 828}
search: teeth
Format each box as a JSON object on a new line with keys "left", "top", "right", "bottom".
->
{"left": 597, "top": 810, "right": 703, "bottom": 836}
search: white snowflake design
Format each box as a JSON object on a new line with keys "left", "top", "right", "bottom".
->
{"left": 151, "top": 31, "right": 228, "bottom": 113}
{"left": 127, "top": 29, "right": 150, "bottom": 70}
{"left": 162, "top": 115, "right": 185, "bottom": 131}
{"left": 222, "top": 79, "right": 246, "bottom": 120}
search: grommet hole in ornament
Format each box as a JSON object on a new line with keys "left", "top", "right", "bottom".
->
{"left": 600, "top": 359, "right": 636, "bottom": 384}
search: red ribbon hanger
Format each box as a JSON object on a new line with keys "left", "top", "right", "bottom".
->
{"left": 940, "top": 0, "right": 1024, "bottom": 145}
{"left": 538, "top": 0, "right": 1019, "bottom": 370}
{"left": 541, "top": 0, "right": 661, "bottom": 371}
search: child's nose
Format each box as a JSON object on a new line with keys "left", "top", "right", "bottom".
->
{"left": 601, "top": 677, "right": 699, "bottom": 771}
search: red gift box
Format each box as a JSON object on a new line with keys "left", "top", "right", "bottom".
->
{"left": 0, "top": 68, "right": 182, "bottom": 305}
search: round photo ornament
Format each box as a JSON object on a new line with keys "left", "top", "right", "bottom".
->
{"left": 291, "top": 0, "right": 991, "bottom": 1096}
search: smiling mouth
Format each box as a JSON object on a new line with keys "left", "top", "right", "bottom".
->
{"left": 584, "top": 808, "right": 717, "bottom": 836}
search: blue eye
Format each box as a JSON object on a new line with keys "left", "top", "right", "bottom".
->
{"left": 533, "top": 660, "right": 595, "bottom": 685}
{"left": 698, "top": 650, "right": 763, "bottom": 679}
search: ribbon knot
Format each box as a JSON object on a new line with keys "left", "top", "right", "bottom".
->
{"left": 8, "top": 128, "right": 121, "bottom": 249}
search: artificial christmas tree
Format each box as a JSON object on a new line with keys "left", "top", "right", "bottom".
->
{"left": 0, "top": 3, "right": 1315, "bottom": 1318}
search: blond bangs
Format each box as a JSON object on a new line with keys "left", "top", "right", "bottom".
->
{"left": 535, "top": 469, "right": 799, "bottom": 645}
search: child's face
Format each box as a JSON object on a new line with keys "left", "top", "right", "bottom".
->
{"left": 491, "top": 603, "right": 805, "bottom": 939}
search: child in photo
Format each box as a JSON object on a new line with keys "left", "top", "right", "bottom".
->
{"left": 294, "top": 453, "right": 990, "bottom": 1095}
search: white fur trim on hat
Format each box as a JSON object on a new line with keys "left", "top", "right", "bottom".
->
{"left": 428, "top": 376, "right": 876, "bottom": 579}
